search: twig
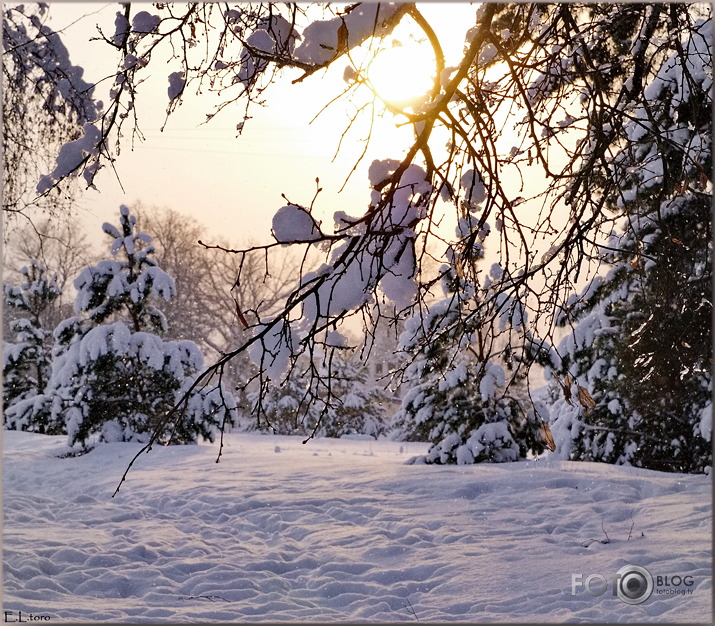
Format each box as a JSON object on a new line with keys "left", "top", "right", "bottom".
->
{"left": 601, "top": 515, "right": 610, "bottom": 543}
{"left": 179, "top": 594, "right": 230, "bottom": 602}
{"left": 581, "top": 516, "right": 611, "bottom": 547}
{"left": 627, "top": 518, "right": 635, "bottom": 541}
{"left": 404, "top": 598, "right": 419, "bottom": 622}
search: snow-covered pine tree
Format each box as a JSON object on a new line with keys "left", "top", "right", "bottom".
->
{"left": 313, "top": 351, "right": 389, "bottom": 439}
{"left": 546, "top": 277, "right": 635, "bottom": 466}
{"left": 394, "top": 267, "right": 546, "bottom": 464}
{"left": 11, "top": 206, "right": 237, "bottom": 450}
{"left": 3, "top": 260, "right": 61, "bottom": 432}
{"left": 548, "top": 19, "right": 712, "bottom": 474}
{"left": 253, "top": 349, "right": 388, "bottom": 439}
{"left": 74, "top": 205, "right": 175, "bottom": 332}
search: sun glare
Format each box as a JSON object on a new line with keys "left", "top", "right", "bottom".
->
{"left": 367, "top": 41, "right": 436, "bottom": 106}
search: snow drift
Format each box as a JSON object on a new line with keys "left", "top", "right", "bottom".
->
{"left": 3, "top": 430, "right": 711, "bottom": 622}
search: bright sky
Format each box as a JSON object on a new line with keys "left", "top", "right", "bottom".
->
{"left": 47, "top": 3, "right": 479, "bottom": 250}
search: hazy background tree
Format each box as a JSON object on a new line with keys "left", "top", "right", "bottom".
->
{"left": 4, "top": 217, "right": 93, "bottom": 292}
{"left": 138, "top": 205, "right": 295, "bottom": 356}
{"left": 2, "top": 216, "right": 94, "bottom": 341}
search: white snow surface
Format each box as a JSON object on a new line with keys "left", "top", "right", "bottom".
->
{"left": 3, "top": 430, "right": 711, "bottom": 623}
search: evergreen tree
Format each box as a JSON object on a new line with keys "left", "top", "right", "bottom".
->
{"left": 3, "top": 260, "right": 61, "bottom": 432}
{"left": 10, "top": 206, "right": 237, "bottom": 450}
{"left": 254, "top": 351, "right": 389, "bottom": 439}
{"left": 394, "top": 268, "right": 546, "bottom": 464}
{"left": 314, "top": 352, "right": 389, "bottom": 439}
{"left": 548, "top": 20, "right": 712, "bottom": 473}
{"left": 546, "top": 280, "right": 637, "bottom": 466}
{"left": 74, "top": 206, "right": 175, "bottom": 332}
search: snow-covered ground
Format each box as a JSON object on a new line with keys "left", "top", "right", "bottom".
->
{"left": 3, "top": 430, "right": 711, "bottom": 622}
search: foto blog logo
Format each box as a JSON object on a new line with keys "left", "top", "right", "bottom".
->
{"left": 572, "top": 565, "right": 654, "bottom": 605}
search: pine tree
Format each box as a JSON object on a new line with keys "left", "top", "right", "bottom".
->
{"left": 12, "top": 206, "right": 237, "bottom": 450}
{"left": 253, "top": 350, "right": 389, "bottom": 439}
{"left": 314, "top": 352, "right": 389, "bottom": 439}
{"left": 74, "top": 205, "right": 175, "bottom": 332}
{"left": 548, "top": 19, "right": 712, "bottom": 473}
{"left": 547, "top": 277, "right": 639, "bottom": 466}
{"left": 394, "top": 268, "right": 546, "bottom": 464}
{"left": 3, "top": 260, "right": 61, "bottom": 432}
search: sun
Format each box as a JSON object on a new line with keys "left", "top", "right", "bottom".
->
{"left": 366, "top": 39, "right": 436, "bottom": 107}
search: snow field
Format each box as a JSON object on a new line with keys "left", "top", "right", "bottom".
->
{"left": 3, "top": 430, "right": 712, "bottom": 622}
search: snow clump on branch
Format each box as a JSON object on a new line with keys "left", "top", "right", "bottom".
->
{"left": 131, "top": 11, "right": 160, "bottom": 34}
{"left": 272, "top": 205, "right": 322, "bottom": 243}
{"left": 37, "top": 123, "right": 102, "bottom": 193}
{"left": 249, "top": 158, "right": 431, "bottom": 380}
{"left": 293, "top": 4, "right": 401, "bottom": 66}
{"left": 237, "top": 14, "right": 299, "bottom": 85}
{"left": 167, "top": 72, "right": 186, "bottom": 101}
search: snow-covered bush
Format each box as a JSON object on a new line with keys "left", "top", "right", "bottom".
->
{"left": 3, "top": 260, "right": 62, "bottom": 432}
{"left": 12, "top": 206, "right": 236, "bottom": 450}
{"left": 314, "top": 352, "right": 389, "bottom": 439}
{"left": 394, "top": 269, "right": 546, "bottom": 464}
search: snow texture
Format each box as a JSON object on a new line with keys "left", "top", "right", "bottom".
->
{"left": 3, "top": 430, "right": 712, "bottom": 622}
{"left": 112, "top": 11, "right": 129, "bottom": 45}
{"left": 478, "top": 362, "right": 506, "bottom": 402}
{"left": 699, "top": 403, "right": 712, "bottom": 442}
{"left": 37, "top": 123, "right": 101, "bottom": 194}
{"left": 460, "top": 169, "right": 486, "bottom": 206}
{"left": 478, "top": 42, "right": 497, "bottom": 65}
